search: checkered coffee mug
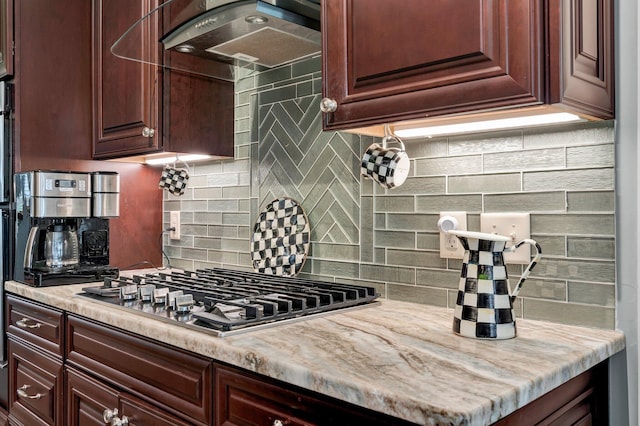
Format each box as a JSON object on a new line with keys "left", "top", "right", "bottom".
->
{"left": 158, "top": 166, "right": 189, "bottom": 196}
{"left": 361, "top": 131, "right": 410, "bottom": 189}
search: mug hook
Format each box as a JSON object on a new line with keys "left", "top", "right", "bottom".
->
{"left": 381, "top": 124, "right": 406, "bottom": 151}
{"left": 168, "top": 155, "right": 191, "bottom": 172}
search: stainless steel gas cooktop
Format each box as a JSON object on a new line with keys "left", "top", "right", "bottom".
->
{"left": 78, "top": 268, "right": 380, "bottom": 337}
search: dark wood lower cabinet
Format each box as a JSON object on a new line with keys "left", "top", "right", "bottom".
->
{"left": 494, "top": 361, "right": 608, "bottom": 425}
{"left": 65, "top": 315, "right": 212, "bottom": 426}
{"left": 4, "top": 295, "right": 611, "bottom": 426}
{"left": 216, "top": 361, "right": 608, "bottom": 426}
{"left": 215, "top": 363, "right": 416, "bottom": 426}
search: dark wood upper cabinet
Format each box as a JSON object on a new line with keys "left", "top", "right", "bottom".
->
{"left": 321, "top": 0, "right": 614, "bottom": 131}
{"left": 547, "top": 0, "right": 614, "bottom": 118}
{"left": 92, "top": 0, "right": 162, "bottom": 158}
{"left": 0, "top": 0, "right": 13, "bottom": 79}
{"left": 92, "top": 0, "right": 235, "bottom": 160}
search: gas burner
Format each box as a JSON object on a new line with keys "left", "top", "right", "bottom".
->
{"left": 79, "top": 268, "right": 380, "bottom": 336}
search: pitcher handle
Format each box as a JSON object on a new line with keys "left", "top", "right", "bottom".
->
{"left": 508, "top": 239, "right": 542, "bottom": 301}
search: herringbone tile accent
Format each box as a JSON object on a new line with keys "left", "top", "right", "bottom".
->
{"left": 258, "top": 95, "right": 362, "bottom": 244}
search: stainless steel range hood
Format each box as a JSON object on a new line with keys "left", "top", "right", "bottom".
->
{"left": 111, "top": 0, "right": 321, "bottom": 82}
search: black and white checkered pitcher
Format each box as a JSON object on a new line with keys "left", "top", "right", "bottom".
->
{"left": 447, "top": 230, "right": 542, "bottom": 340}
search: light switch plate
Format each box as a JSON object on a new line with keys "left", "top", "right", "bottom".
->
{"left": 439, "top": 212, "right": 467, "bottom": 259}
{"left": 480, "top": 213, "right": 530, "bottom": 264}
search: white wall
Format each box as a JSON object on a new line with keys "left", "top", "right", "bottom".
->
{"left": 613, "top": 0, "right": 638, "bottom": 424}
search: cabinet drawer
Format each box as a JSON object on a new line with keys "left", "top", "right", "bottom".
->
{"left": 6, "top": 295, "right": 64, "bottom": 358}
{"left": 215, "top": 363, "right": 415, "bottom": 426}
{"left": 66, "top": 315, "right": 212, "bottom": 426}
{"left": 66, "top": 367, "right": 192, "bottom": 426}
{"left": 8, "top": 338, "right": 63, "bottom": 426}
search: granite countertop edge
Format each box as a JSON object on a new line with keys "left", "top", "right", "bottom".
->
{"left": 5, "top": 280, "right": 626, "bottom": 426}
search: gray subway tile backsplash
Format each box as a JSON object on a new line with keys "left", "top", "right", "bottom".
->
{"left": 414, "top": 155, "right": 482, "bottom": 176}
{"left": 567, "top": 191, "right": 615, "bottom": 212}
{"left": 567, "top": 237, "right": 615, "bottom": 260}
{"left": 448, "top": 173, "right": 523, "bottom": 194}
{"left": 163, "top": 59, "right": 617, "bottom": 330}
{"left": 483, "top": 148, "right": 565, "bottom": 172}
{"left": 523, "top": 168, "right": 614, "bottom": 191}
{"left": 484, "top": 191, "right": 566, "bottom": 212}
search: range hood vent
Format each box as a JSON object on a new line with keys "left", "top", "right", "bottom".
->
{"left": 112, "top": 0, "right": 321, "bottom": 81}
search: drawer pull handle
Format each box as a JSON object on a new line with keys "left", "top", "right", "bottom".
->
{"left": 103, "top": 408, "right": 129, "bottom": 426}
{"left": 17, "top": 384, "right": 42, "bottom": 400}
{"left": 16, "top": 318, "right": 41, "bottom": 329}
{"left": 273, "top": 420, "right": 284, "bottom": 426}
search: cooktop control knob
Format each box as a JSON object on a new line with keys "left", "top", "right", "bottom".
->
{"left": 138, "top": 284, "right": 155, "bottom": 303}
{"left": 153, "top": 288, "right": 170, "bottom": 305}
{"left": 120, "top": 284, "right": 138, "bottom": 301}
{"left": 173, "top": 294, "right": 195, "bottom": 313}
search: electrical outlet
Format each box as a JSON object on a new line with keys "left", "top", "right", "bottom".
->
{"left": 169, "top": 211, "right": 181, "bottom": 240}
{"left": 438, "top": 212, "right": 467, "bottom": 259}
{"left": 480, "top": 213, "right": 531, "bottom": 264}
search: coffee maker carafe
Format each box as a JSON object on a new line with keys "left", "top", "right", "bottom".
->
{"left": 14, "top": 170, "right": 120, "bottom": 286}
{"left": 44, "top": 220, "right": 80, "bottom": 268}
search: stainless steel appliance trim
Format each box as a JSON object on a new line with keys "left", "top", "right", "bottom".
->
{"left": 0, "top": 82, "right": 8, "bottom": 204}
{"left": 161, "top": 0, "right": 320, "bottom": 69}
{"left": 92, "top": 172, "right": 120, "bottom": 193}
{"left": 92, "top": 193, "right": 120, "bottom": 218}
{"left": 31, "top": 197, "right": 91, "bottom": 218}
{"left": 24, "top": 226, "right": 38, "bottom": 268}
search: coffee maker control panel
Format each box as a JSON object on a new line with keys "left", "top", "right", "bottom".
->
{"left": 29, "top": 171, "right": 91, "bottom": 218}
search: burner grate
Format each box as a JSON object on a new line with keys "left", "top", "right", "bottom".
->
{"left": 80, "top": 268, "right": 380, "bottom": 335}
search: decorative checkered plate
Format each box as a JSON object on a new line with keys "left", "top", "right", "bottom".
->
{"left": 251, "top": 197, "right": 310, "bottom": 276}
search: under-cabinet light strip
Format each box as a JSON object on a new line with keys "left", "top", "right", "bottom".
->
{"left": 394, "top": 112, "right": 582, "bottom": 138}
{"left": 145, "top": 154, "right": 212, "bottom": 165}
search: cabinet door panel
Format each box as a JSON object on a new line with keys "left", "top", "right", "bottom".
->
{"left": 163, "top": 68, "right": 234, "bottom": 157}
{"left": 349, "top": 0, "right": 498, "bottom": 91}
{"left": 8, "top": 339, "right": 63, "bottom": 426}
{"left": 0, "top": 0, "right": 13, "bottom": 79}
{"left": 215, "top": 363, "right": 413, "bottom": 426}
{"left": 66, "top": 367, "right": 119, "bottom": 426}
{"left": 549, "top": 0, "right": 614, "bottom": 118}
{"left": 66, "top": 315, "right": 212, "bottom": 426}
{"left": 67, "top": 367, "right": 191, "bottom": 426}
{"left": 93, "top": 0, "right": 161, "bottom": 158}
{"left": 322, "top": 0, "right": 542, "bottom": 129}
{"left": 120, "top": 397, "right": 193, "bottom": 426}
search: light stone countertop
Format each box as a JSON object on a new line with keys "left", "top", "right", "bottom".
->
{"left": 5, "top": 279, "right": 625, "bottom": 426}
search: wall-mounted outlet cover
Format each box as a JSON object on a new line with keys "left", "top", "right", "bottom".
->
{"left": 169, "top": 211, "right": 181, "bottom": 240}
{"left": 438, "top": 212, "right": 467, "bottom": 259}
{"left": 480, "top": 213, "right": 531, "bottom": 264}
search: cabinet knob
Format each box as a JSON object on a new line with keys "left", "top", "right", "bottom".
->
{"left": 103, "top": 408, "right": 129, "bottom": 426}
{"left": 320, "top": 97, "right": 338, "bottom": 113}
{"left": 17, "top": 384, "right": 43, "bottom": 400}
{"left": 273, "top": 420, "right": 284, "bottom": 426}
{"left": 142, "top": 127, "right": 155, "bottom": 138}
{"left": 15, "top": 317, "right": 41, "bottom": 329}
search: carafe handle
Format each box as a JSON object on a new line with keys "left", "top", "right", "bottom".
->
{"left": 508, "top": 239, "right": 542, "bottom": 301}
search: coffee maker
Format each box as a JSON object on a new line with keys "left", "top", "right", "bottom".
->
{"left": 14, "top": 170, "right": 120, "bottom": 286}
